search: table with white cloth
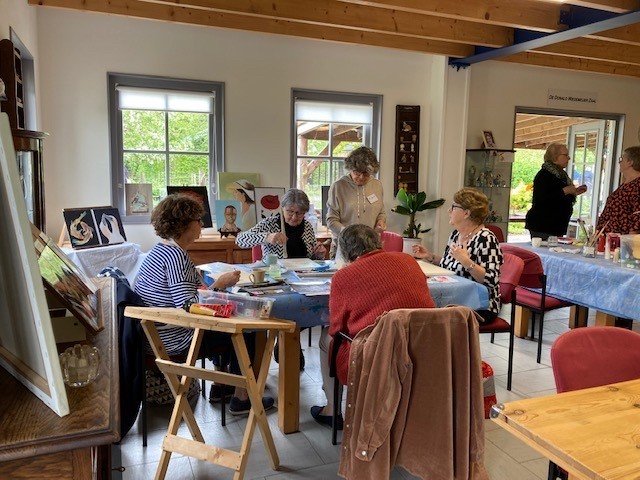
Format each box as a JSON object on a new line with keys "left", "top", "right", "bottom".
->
{"left": 62, "top": 242, "right": 146, "bottom": 286}
{"left": 512, "top": 243, "right": 640, "bottom": 333}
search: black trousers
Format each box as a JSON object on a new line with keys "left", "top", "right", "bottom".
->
{"left": 193, "top": 331, "right": 256, "bottom": 376}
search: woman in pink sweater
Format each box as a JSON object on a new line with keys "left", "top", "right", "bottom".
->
{"left": 311, "top": 224, "right": 436, "bottom": 428}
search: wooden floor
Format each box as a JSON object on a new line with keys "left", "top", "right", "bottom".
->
{"left": 113, "top": 306, "right": 626, "bottom": 480}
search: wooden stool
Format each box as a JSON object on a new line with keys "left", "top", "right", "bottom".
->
{"left": 125, "top": 306, "right": 296, "bottom": 480}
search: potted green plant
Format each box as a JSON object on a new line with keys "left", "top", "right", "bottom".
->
{"left": 392, "top": 188, "right": 445, "bottom": 252}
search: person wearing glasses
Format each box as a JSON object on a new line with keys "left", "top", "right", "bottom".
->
{"left": 135, "top": 194, "right": 274, "bottom": 415}
{"left": 326, "top": 146, "right": 386, "bottom": 260}
{"left": 412, "top": 188, "right": 503, "bottom": 324}
{"left": 596, "top": 146, "right": 640, "bottom": 235}
{"left": 525, "top": 143, "right": 588, "bottom": 240}
{"left": 236, "top": 188, "right": 327, "bottom": 259}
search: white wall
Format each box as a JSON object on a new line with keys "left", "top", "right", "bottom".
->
{"left": 35, "top": 8, "right": 438, "bottom": 250}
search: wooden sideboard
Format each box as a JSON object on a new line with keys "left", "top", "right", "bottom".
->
{"left": 0, "top": 278, "right": 118, "bottom": 479}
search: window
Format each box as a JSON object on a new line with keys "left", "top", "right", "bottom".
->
{"left": 291, "top": 89, "right": 382, "bottom": 210}
{"left": 109, "top": 74, "right": 224, "bottom": 222}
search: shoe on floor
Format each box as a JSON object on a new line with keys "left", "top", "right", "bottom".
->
{"left": 229, "top": 396, "right": 275, "bottom": 415}
{"left": 209, "top": 383, "right": 235, "bottom": 403}
{"left": 310, "top": 405, "right": 343, "bottom": 430}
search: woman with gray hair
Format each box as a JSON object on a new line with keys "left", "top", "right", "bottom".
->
{"left": 525, "top": 143, "right": 587, "bottom": 239}
{"left": 311, "top": 224, "right": 435, "bottom": 427}
{"left": 326, "top": 146, "right": 386, "bottom": 258}
{"left": 236, "top": 188, "right": 327, "bottom": 259}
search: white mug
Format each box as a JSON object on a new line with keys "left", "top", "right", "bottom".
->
{"left": 531, "top": 237, "right": 542, "bottom": 248}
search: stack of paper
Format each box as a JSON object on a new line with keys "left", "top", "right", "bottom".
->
{"left": 416, "top": 260, "right": 456, "bottom": 277}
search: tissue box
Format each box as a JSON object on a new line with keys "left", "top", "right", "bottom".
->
{"left": 619, "top": 234, "right": 640, "bottom": 269}
{"left": 198, "top": 290, "right": 274, "bottom": 319}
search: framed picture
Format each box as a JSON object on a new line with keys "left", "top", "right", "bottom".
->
{"left": 217, "top": 172, "right": 260, "bottom": 230}
{"left": 214, "top": 199, "right": 243, "bottom": 237}
{"left": 166, "top": 186, "right": 213, "bottom": 228}
{"left": 125, "top": 183, "right": 152, "bottom": 215}
{"left": 0, "top": 113, "right": 69, "bottom": 416}
{"left": 481, "top": 130, "right": 497, "bottom": 149}
{"left": 63, "top": 206, "right": 127, "bottom": 249}
{"left": 254, "top": 187, "right": 285, "bottom": 220}
{"left": 32, "top": 224, "right": 102, "bottom": 333}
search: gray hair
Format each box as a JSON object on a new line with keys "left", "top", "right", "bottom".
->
{"left": 544, "top": 143, "right": 567, "bottom": 164}
{"left": 344, "top": 146, "right": 379, "bottom": 175}
{"left": 281, "top": 188, "right": 310, "bottom": 213}
{"left": 339, "top": 224, "right": 382, "bottom": 262}
{"left": 623, "top": 146, "right": 640, "bottom": 172}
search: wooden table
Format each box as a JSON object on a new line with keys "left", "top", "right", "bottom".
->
{"left": 124, "top": 306, "right": 296, "bottom": 480}
{"left": 0, "top": 277, "right": 118, "bottom": 479}
{"left": 491, "top": 378, "right": 640, "bottom": 479}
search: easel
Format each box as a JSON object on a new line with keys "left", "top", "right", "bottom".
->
{"left": 124, "top": 306, "right": 296, "bottom": 480}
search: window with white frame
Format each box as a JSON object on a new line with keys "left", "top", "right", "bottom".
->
{"left": 292, "top": 90, "right": 382, "bottom": 210}
{"left": 109, "top": 74, "right": 224, "bottom": 222}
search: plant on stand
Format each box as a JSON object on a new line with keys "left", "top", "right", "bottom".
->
{"left": 392, "top": 188, "right": 445, "bottom": 253}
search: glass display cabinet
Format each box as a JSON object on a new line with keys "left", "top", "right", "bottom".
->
{"left": 464, "top": 149, "right": 515, "bottom": 237}
{"left": 14, "top": 129, "right": 47, "bottom": 231}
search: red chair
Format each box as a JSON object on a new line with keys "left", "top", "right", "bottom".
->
{"left": 500, "top": 244, "right": 573, "bottom": 364}
{"left": 478, "top": 252, "right": 524, "bottom": 391}
{"left": 380, "top": 231, "right": 403, "bottom": 252}
{"left": 251, "top": 245, "right": 263, "bottom": 262}
{"left": 485, "top": 224, "right": 505, "bottom": 243}
{"left": 548, "top": 327, "right": 640, "bottom": 479}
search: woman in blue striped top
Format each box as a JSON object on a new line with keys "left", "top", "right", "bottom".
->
{"left": 135, "top": 194, "right": 273, "bottom": 414}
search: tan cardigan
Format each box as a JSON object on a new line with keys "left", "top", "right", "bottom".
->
{"left": 338, "top": 307, "right": 489, "bottom": 480}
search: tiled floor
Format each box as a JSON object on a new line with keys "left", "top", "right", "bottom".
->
{"left": 115, "top": 307, "right": 614, "bottom": 479}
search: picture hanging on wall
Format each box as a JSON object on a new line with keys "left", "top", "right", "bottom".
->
{"left": 63, "top": 206, "right": 127, "bottom": 249}
{"left": 254, "top": 187, "right": 286, "bottom": 220}
{"left": 217, "top": 172, "right": 260, "bottom": 230}
{"left": 166, "top": 186, "right": 213, "bottom": 228}
{"left": 125, "top": 183, "right": 153, "bottom": 215}
{"left": 214, "top": 199, "right": 243, "bottom": 238}
{"left": 481, "top": 130, "right": 497, "bottom": 149}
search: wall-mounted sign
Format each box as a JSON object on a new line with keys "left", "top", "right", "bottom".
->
{"left": 547, "top": 89, "right": 598, "bottom": 108}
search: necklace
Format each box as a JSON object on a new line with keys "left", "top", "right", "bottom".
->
{"left": 456, "top": 225, "right": 481, "bottom": 246}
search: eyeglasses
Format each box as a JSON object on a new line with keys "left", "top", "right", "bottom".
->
{"left": 351, "top": 171, "right": 371, "bottom": 178}
{"left": 618, "top": 156, "right": 627, "bottom": 164}
{"left": 449, "top": 204, "right": 465, "bottom": 212}
{"left": 558, "top": 153, "right": 571, "bottom": 159}
{"left": 283, "top": 209, "right": 305, "bottom": 218}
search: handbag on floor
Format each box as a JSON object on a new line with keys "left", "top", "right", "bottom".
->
{"left": 145, "top": 369, "right": 200, "bottom": 405}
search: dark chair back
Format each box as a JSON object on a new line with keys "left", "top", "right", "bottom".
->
{"left": 500, "top": 244, "right": 544, "bottom": 289}
{"left": 486, "top": 224, "right": 505, "bottom": 243}
{"left": 551, "top": 327, "right": 640, "bottom": 393}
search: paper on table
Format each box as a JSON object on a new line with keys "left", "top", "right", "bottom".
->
{"left": 416, "top": 260, "right": 456, "bottom": 276}
{"left": 197, "top": 261, "right": 252, "bottom": 284}
{"left": 288, "top": 280, "right": 331, "bottom": 296}
{"left": 278, "top": 258, "right": 321, "bottom": 271}
{"left": 428, "top": 275, "right": 459, "bottom": 284}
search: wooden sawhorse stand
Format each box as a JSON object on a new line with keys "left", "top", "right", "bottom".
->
{"left": 124, "top": 307, "right": 296, "bottom": 480}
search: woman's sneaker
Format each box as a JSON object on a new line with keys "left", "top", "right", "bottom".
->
{"left": 229, "top": 396, "right": 275, "bottom": 415}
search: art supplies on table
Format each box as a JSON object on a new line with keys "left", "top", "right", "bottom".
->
{"left": 278, "top": 258, "right": 324, "bottom": 271}
{"left": 287, "top": 279, "right": 331, "bottom": 296}
{"left": 427, "top": 275, "right": 459, "bottom": 284}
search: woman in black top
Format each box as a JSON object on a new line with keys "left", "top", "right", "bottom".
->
{"left": 525, "top": 143, "right": 587, "bottom": 239}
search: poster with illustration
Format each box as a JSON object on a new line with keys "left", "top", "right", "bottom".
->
{"left": 254, "top": 187, "right": 285, "bottom": 220}
{"left": 166, "top": 186, "right": 212, "bottom": 228}
{"left": 214, "top": 199, "right": 243, "bottom": 238}
{"left": 125, "top": 183, "right": 152, "bottom": 215}
{"left": 217, "top": 172, "right": 260, "bottom": 230}
{"left": 63, "top": 206, "right": 127, "bottom": 249}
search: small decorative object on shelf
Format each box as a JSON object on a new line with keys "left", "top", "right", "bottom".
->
{"left": 481, "top": 130, "right": 497, "bottom": 149}
{"left": 394, "top": 105, "right": 420, "bottom": 195}
{"left": 59, "top": 344, "right": 100, "bottom": 387}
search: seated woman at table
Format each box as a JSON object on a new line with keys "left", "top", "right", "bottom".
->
{"left": 135, "top": 194, "right": 274, "bottom": 414}
{"left": 596, "top": 145, "right": 640, "bottom": 235}
{"left": 235, "top": 188, "right": 327, "bottom": 259}
{"left": 413, "top": 188, "right": 503, "bottom": 324}
{"left": 310, "top": 224, "right": 436, "bottom": 428}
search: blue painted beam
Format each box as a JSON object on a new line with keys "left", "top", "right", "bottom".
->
{"left": 449, "top": 9, "right": 640, "bottom": 69}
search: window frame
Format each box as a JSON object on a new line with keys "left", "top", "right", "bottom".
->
{"left": 108, "top": 73, "right": 224, "bottom": 224}
{"left": 290, "top": 89, "right": 382, "bottom": 191}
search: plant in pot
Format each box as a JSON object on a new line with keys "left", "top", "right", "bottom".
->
{"left": 392, "top": 188, "right": 445, "bottom": 254}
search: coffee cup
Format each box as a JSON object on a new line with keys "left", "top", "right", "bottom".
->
{"left": 531, "top": 237, "right": 542, "bottom": 248}
{"left": 249, "top": 268, "right": 266, "bottom": 284}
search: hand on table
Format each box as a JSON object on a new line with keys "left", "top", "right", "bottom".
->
{"left": 213, "top": 270, "right": 241, "bottom": 289}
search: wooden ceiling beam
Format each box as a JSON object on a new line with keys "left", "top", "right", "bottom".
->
{"left": 515, "top": 118, "right": 592, "bottom": 136}
{"left": 501, "top": 51, "right": 640, "bottom": 78}
{"left": 535, "top": 37, "right": 640, "bottom": 66}
{"left": 153, "top": 0, "right": 512, "bottom": 47}
{"left": 559, "top": 0, "right": 640, "bottom": 13}
{"left": 336, "top": 0, "right": 563, "bottom": 31}
{"left": 517, "top": 125, "right": 575, "bottom": 143}
{"left": 29, "top": 0, "right": 475, "bottom": 56}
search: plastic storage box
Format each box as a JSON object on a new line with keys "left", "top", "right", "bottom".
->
{"left": 619, "top": 234, "right": 640, "bottom": 270}
{"left": 198, "top": 290, "right": 274, "bottom": 319}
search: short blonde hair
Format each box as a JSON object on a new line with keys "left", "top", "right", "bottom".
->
{"left": 544, "top": 143, "right": 567, "bottom": 164}
{"left": 453, "top": 188, "right": 489, "bottom": 224}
